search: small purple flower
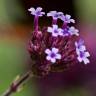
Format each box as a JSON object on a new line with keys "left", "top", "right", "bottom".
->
{"left": 45, "top": 47, "right": 61, "bottom": 63}
{"left": 75, "top": 39, "right": 90, "bottom": 64}
{"left": 59, "top": 28, "right": 69, "bottom": 37}
{"left": 75, "top": 39, "right": 86, "bottom": 52}
{"left": 28, "top": 7, "right": 45, "bottom": 17}
{"left": 59, "top": 27, "right": 79, "bottom": 37}
{"left": 47, "top": 11, "right": 63, "bottom": 20}
{"left": 76, "top": 50, "right": 90, "bottom": 64}
{"left": 47, "top": 25, "right": 63, "bottom": 37}
{"left": 68, "top": 26, "right": 79, "bottom": 36}
{"left": 60, "top": 14, "right": 75, "bottom": 23}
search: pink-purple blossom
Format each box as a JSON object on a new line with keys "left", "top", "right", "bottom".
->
{"left": 75, "top": 40, "right": 90, "bottom": 64}
{"left": 45, "top": 48, "right": 61, "bottom": 63}
{"left": 76, "top": 50, "right": 90, "bottom": 64}
{"left": 68, "top": 26, "right": 79, "bottom": 36}
{"left": 28, "top": 7, "right": 45, "bottom": 17}
{"left": 60, "top": 14, "right": 75, "bottom": 23}
{"left": 75, "top": 39, "right": 86, "bottom": 52}
{"left": 47, "top": 25, "right": 63, "bottom": 37}
{"left": 47, "top": 11, "right": 63, "bottom": 20}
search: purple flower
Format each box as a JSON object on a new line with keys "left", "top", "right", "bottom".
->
{"left": 45, "top": 48, "right": 61, "bottom": 63}
{"left": 75, "top": 39, "right": 86, "bottom": 52}
{"left": 28, "top": 7, "right": 45, "bottom": 17}
{"left": 47, "top": 25, "right": 63, "bottom": 37}
{"left": 59, "top": 28, "right": 69, "bottom": 37}
{"left": 59, "top": 27, "right": 79, "bottom": 37}
{"left": 47, "top": 11, "right": 63, "bottom": 20}
{"left": 76, "top": 50, "right": 90, "bottom": 64}
{"left": 60, "top": 14, "right": 75, "bottom": 23}
{"left": 75, "top": 39, "right": 90, "bottom": 64}
{"left": 68, "top": 26, "right": 79, "bottom": 36}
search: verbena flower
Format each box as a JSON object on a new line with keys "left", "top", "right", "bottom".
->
{"left": 75, "top": 39, "right": 86, "bottom": 52}
{"left": 59, "top": 26, "right": 79, "bottom": 37}
{"left": 60, "top": 14, "right": 75, "bottom": 23}
{"left": 28, "top": 7, "right": 45, "bottom": 16}
{"left": 47, "top": 11, "right": 63, "bottom": 20}
{"left": 76, "top": 50, "right": 90, "bottom": 64}
{"left": 68, "top": 26, "right": 79, "bottom": 36}
{"left": 28, "top": 7, "right": 90, "bottom": 76}
{"left": 45, "top": 48, "right": 61, "bottom": 63}
{"left": 75, "top": 39, "right": 90, "bottom": 64}
{"left": 47, "top": 11, "right": 63, "bottom": 24}
{"left": 59, "top": 28, "right": 69, "bottom": 36}
{"left": 47, "top": 25, "right": 63, "bottom": 37}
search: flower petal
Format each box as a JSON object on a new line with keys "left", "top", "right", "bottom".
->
{"left": 52, "top": 32, "right": 59, "bottom": 37}
{"left": 83, "top": 58, "right": 90, "bottom": 64}
{"left": 47, "top": 27, "right": 53, "bottom": 33}
{"left": 51, "top": 58, "right": 56, "bottom": 63}
{"left": 53, "top": 25, "right": 58, "bottom": 29}
{"left": 85, "top": 52, "right": 90, "bottom": 57}
{"left": 45, "top": 49, "right": 51, "bottom": 54}
{"left": 36, "top": 7, "right": 42, "bottom": 11}
{"left": 52, "top": 48, "right": 59, "bottom": 53}
{"left": 56, "top": 54, "right": 61, "bottom": 59}
{"left": 77, "top": 56, "right": 83, "bottom": 62}
{"left": 46, "top": 56, "right": 51, "bottom": 60}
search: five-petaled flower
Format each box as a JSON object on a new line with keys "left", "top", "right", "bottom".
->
{"left": 60, "top": 14, "right": 75, "bottom": 23}
{"left": 76, "top": 50, "right": 90, "bottom": 64}
{"left": 28, "top": 7, "right": 45, "bottom": 17}
{"left": 47, "top": 11, "right": 63, "bottom": 20}
{"left": 47, "top": 25, "right": 63, "bottom": 37}
{"left": 45, "top": 48, "right": 61, "bottom": 63}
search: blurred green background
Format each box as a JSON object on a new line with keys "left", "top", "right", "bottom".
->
{"left": 0, "top": 0, "right": 96, "bottom": 96}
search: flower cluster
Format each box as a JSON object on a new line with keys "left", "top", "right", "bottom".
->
{"left": 28, "top": 7, "right": 90, "bottom": 76}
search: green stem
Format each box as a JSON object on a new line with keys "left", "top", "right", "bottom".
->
{"left": 2, "top": 70, "right": 32, "bottom": 96}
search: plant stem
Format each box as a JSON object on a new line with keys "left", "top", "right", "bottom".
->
{"left": 2, "top": 70, "right": 32, "bottom": 96}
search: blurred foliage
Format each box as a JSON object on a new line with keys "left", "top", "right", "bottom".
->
{"left": 75, "top": 0, "right": 96, "bottom": 23}
{"left": 0, "top": 0, "right": 27, "bottom": 24}
{"left": 0, "top": 40, "right": 37, "bottom": 96}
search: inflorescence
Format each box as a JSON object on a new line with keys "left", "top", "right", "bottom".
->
{"left": 28, "top": 7, "right": 90, "bottom": 76}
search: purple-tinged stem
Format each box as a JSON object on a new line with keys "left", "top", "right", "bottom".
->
{"left": 62, "top": 22, "right": 67, "bottom": 29}
{"left": 52, "top": 19, "right": 57, "bottom": 25}
{"left": 2, "top": 71, "right": 32, "bottom": 96}
{"left": 34, "top": 16, "right": 39, "bottom": 32}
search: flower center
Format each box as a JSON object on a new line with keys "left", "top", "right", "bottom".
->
{"left": 80, "top": 51, "right": 84, "bottom": 58}
{"left": 36, "top": 11, "right": 41, "bottom": 15}
{"left": 50, "top": 52, "right": 56, "bottom": 58}
{"left": 54, "top": 29, "right": 58, "bottom": 33}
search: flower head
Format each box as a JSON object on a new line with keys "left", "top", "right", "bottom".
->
{"left": 28, "top": 7, "right": 90, "bottom": 76}
{"left": 47, "top": 11, "right": 63, "bottom": 20}
{"left": 28, "top": 7, "right": 45, "bottom": 16}
{"left": 60, "top": 14, "right": 75, "bottom": 23}
{"left": 47, "top": 25, "right": 63, "bottom": 37}
{"left": 45, "top": 48, "right": 61, "bottom": 63}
